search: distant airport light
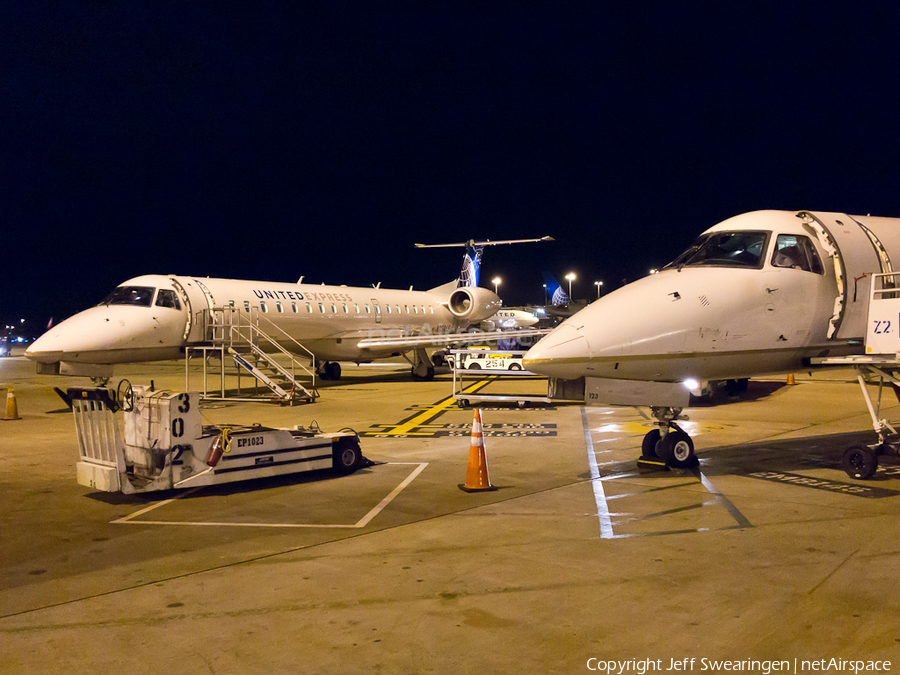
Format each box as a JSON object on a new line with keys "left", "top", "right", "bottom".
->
{"left": 594, "top": 280, "right": 604, "bottom": 298}
{"left": 649, "top": 268, "right": 659, "bottom": 275}
{"left": 492, "top": 277, "right": 502, "bottom": 295}
{"left": 565, "top": 273, "right": 576, "bottom": 299}
{"left": 542, "top": 283, "right": 548, "bottom": 305}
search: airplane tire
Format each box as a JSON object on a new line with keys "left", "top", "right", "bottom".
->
{"left": 842, "top": 445, "right": 878, "bottom": 480}
{"left": 656, "top": 430, "right": 695, "bottom": 468}
{"left": 641, "top": 430, "right": 661, "bottom": 458}
{"left": 327, "top": 362, "right": 341, "bottom": 380}
{"left": 412, "top": 365, "right": 435, "bottom": 381}
{"left": 333, "top": 438, "right": 363, "bottom": 474}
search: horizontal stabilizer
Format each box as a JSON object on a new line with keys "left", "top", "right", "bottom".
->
{"left": 415, "top": 236, "right": 554, "bottom": 248}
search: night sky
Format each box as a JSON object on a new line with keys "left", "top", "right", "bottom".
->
{"left": 4, "top": 3, "right": 900, "bottom": 329}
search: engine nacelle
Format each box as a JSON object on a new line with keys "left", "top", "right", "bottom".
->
{"left": 447, "top": 286, "right": 501, "bottom": 323}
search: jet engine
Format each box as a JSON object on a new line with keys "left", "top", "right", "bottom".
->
{"left": 447, "top": 286, "right": 501, "bottom": 322}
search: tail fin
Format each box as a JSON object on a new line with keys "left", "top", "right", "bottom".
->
{"left": 460, "top": 243, "right": 482, "bottom": 287}
{"left": 415, "top": 236, "right": 554, "bottom": 288}
{"left": 543, "top": 273, "right": 569, "bottom": 305}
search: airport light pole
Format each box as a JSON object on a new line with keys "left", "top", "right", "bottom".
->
{"left": 542, "top": 284, "right": 548, "bottom": 305}
{"left": 565, "top": 273, "right": 576, "bottom": 301}
{"left": 492, "top": 277, "right": 501, "bottom": 296}
{"left": 594, "top": 280, "right": 603, "bottom": 298}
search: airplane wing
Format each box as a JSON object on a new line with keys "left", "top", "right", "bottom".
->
{"left": 414, "top": 236, "right": 554, "bottom": 248}
{"left": 356, "top": 327, "right": 553, "bottom": 349}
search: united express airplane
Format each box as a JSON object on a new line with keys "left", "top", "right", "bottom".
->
{"left": 26, "top": 239, "right": 549, "bottom": 381}
{"left": 524, "top": 210, "right": 900, "bottom": 474}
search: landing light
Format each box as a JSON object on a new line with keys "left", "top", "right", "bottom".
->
{"left": 683, "top": 378, "right": 700, "bottom": 391}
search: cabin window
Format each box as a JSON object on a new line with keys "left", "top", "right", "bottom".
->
{"left": 396, "top": 305, "right": 401, "bottom": 314}
{"left": 413, "top": 305, "right": 418, "bottom": 314}
{"left": 665, "top": 231, "right": 769, "bottom": 270}
{"left": 429, "top": 306, "right": 434, "bottom": 314}
{"left": 354, "top": 303, "right": 359, "bottom": 313}
{"left": 155, "top": 289, "right": 181, "bottom": 310}
{"left": 364, "top": 303, "right": 370, "bottom": 313}
{"left": 318, "top": 303, "right": 325, "bottom": 313}
{"left": 404, "top": 305, "right": 409, "bottom": 313}
{"left": 260, "top": 301, "right": 268, "bottom": 313}
{"left": 342, "top": 303, "right": 348, "bottom": 313}
{"left": 331, "top": 303, "right": 336, "bottom": 313}
{"left": 291, "top": 302, "right": 298, "bottom": 313}
{"left": 244, "top": 301, "right": 251, "bottom": 313}
{"left": 276, "top": 301, "right": 283, "bottom": 313}
{"left": 306, "top": 302, "right": 312, "bottom": 313}
{"left": 771, "top": 234, "right": 824, "bottom": 274}
{"left": 386, "top": 305, "right": 392, "bottom": 314}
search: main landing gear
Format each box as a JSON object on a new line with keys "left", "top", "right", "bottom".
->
{"left": 408, "top": 347, "right": 435, "bottom": 381}
{"left": 640, "top": 406, "right": 698, "bottom": 469}
{"left": 318, "top": 361, "right": 342, "bottom": 381}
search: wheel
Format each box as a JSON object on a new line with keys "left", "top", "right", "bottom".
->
{"left": 726, "top": 378, "right": 749, "bottom": 396}
{"left": 468, "top": 363, "right": 481, "bottom": 370}
{"left": 842, "top": 445, "right": 878, "bottom": 480}
{"left": 327, "top": 362, "right": 341, "bottom": 380}
{"left": 656, "top": 430, "right": 695, "bottom": 468}
{"left": 458, "top": 399, "right": 470, "bottom": 408}
{"left": 641, "top": 429, "right": 661, "bottom": 458}
{"left": 508, "top": 363, "right": 522, "bottom": 371}
{"left": 431, "top": 353, "right": 446, "bottom": 367}
{"left": 116, "top": 379, "right": 134, "bottom": 412}
{"left": 333, "top": 438, "right": 363, "bottom": 474}
{"left": 412, "top": 365, "right": 435, "bottom": 380}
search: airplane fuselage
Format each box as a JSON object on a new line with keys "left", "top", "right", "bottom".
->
{"left": 524, "top": 210, "right": 900, "bottom": 389}
{"left": 26, "top": 275, "right": 500, "bottom": 375}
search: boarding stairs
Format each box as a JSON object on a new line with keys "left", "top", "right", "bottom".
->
{"left": 184, "top": 306, "right": 318, "bottom": 404}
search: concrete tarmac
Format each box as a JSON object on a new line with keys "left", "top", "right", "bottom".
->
{"left": 1, "top": 351, "right": 899, "bottom": 674}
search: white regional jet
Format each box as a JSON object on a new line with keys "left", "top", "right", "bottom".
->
{"left": 481, "top": 308, "right": 540, "bottom": 331}
{"left": 26, "top": 239, "right": 550, "bottom": 383}
{"left": 524, "top": 210, "right": 900, "bottom": 471}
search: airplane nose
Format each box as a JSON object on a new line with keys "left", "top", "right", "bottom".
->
{"left": 523, "top": 324, "right": 591, "bottom": 379}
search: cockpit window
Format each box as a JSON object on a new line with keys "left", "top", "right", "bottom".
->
{"left": 771, "top": 234, "right": 824, "bottom": 274}
{"left": 155, "top": 289, "right": 182, "bottom": 309}
{"left": 665, "top": 231, "right": 769, "bottom": 270}
{"left": 100, "top": 286, "right": 155, "bottom": 307}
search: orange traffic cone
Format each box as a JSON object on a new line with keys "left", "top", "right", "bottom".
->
{"left": 3, "top": 386, "right": 20, "bottom": 421}
{"left": 787, "top": 373, "right": 796, "bottom": 385}
{"left": 459, "top": 408, "right": 497, "bottom": 492}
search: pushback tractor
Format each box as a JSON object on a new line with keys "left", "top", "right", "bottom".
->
{"left": 68, "top": 382, "right": 366, "bottom": 494}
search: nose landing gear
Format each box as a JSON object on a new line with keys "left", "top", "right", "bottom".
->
{"left": 640, "top": 406, "right": 698, "bottom": 469}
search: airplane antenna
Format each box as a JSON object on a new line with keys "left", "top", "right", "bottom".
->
{"left": 297, "top": 276, "right": 304, "bottom": 284}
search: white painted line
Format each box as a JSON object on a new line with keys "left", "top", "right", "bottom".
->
{"left": 111, "top": 487, "right": 205, "bottom": 524}
{"left": 354, "top": 462, "right": 428, "bottom": 528}
{"left": 581, "top": 407, "right": 615, "bottom": 539}
{"left": 111, "top": 462, "right": 428, "bottom": 529}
